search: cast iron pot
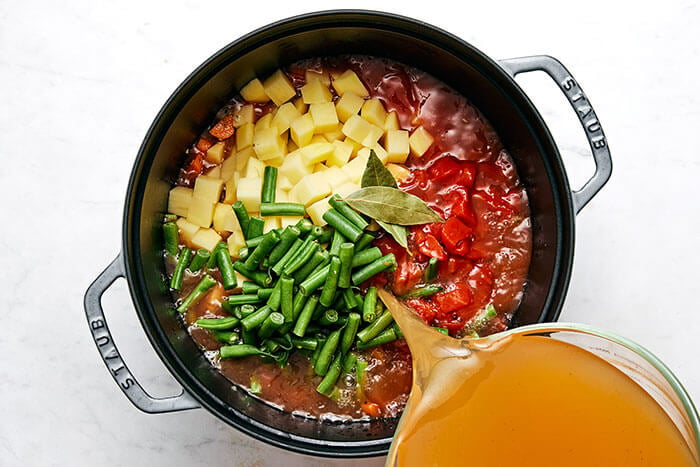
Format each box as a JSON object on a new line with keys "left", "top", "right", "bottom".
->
{"left": 84, "top": 10, "right": 611, "bottom": 458}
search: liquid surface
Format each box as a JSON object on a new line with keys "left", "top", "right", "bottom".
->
{"left": 381, "top": 291, "right": 699, "bottom": 467}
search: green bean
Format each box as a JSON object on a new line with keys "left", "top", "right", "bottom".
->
{"left": 221, "top": 300, "right": 239, "bottom": 317}
{"left": 319, "top": 256, "right": 341, "bottom": 307}
{"left": 341, "top": 312, "right": 361, "bottom": 354}
{"left": 342, "top": 288, "right": 358, "bottom": 310}
{"left": 351, "top": 253, "right": 396, "bottom": 285}
{"left": 232, "top": 201, "right": 250, "bottom": 236}
{"left": 213, "top": 331, "right": 239, "bottom": 344}
{"left": 195, "top": 316, "right": 240, "bottom": 330}
{"left": 245, "top": 235, "right": 264, "bottom": 249}
{"left": 329, "top": 229, "right": 345, "bottom": 256}
{"left": 246, "top": 216, "right": 265, "bottom": 240}
{"left": 207, "top": 241, "right": 227, "bottom": 269}
{"left": 292, "top": 295, "right": 319, "bottom": 337}
{"left": 328, "top": 194, "right": 368, "bottom": 230}
{"left": 316, "top": 353, "right": 343, "bottom": 396}
{"left": 238, "top": 247, "right": 251, "bottom": 261}
{"left": 260, "top": 202, "right": 306, "bottom": 217}
{"left": 261, "top": 166, "right": 278, "bottom": 204}
{"left": 258, "top": 311, "right": 285, "bottom": 339}
{"left": 266, "top": 280, "right": 282, "bottom": 312}
{"left": 308, "top": 225, "right": 324, "bottom": 239}
{"left": 241, "top": 305, "right": 272, "bottom": 331}
{"left": 262, "top": 339, "right": 281, "bottom": 353}
{"left": 163, "top": 213, "right": 178, "bottom": 223}
{"left": 216, "top": 247, "right": 237, "bottom": 290}
{"left": 267, "top": 226, "right": 301, "bottom": 266}
{"left": 176, "top": 274, "right": 216, "bottom": 313}
{"left": 342, "top": 352, "right": 358, "bottom": 373}
{"left": 355, "top": 357, "right": 368, "bottom": 386}
{"left": 392, "top": 322, "right": 403, "bottom": 339}
{"left": 280, "top": 276, "right": 295, "bottom": 323}
{"left": 241, "top": 281, "right": 261, "bottom": 294}
{"left": 291, "top": 293, "right": 307, "bottom": 321}
{"left": 220, "top": 344, "right": 272, "bottom": 359}
{"left": 311, "top": 336, "right": 326, "bottom": 368}
{"left": 170, "top": 247, "right": 192, "bottom": 291}
{"left": 293, "top": 249, "right": 329, "bottom": 283}
{"left": 244, "top": 230, "right": 280, "bottom": 270}
{"left": 271, "top": 238, "right": 304, "bottom": 276}
{"left": 402, "top": 285, "right": 443, "bottom": 299}
{"left": 314, "top": 329, "right": 342, "bottom": 376}
{"left": 295, "top": 218, "right": 313, "bottom": 235}
{"left": 351, "top": 247, "right": 382, "bottom": 268}
{"left": 233, "top": 261, "right": 271, "bottom": 287}
{"left": 241, "top": 328, "right": 257, "bottom": 345}
{"left": 355, "top": 232, "right": 376, "bottom": 252}
{"left": 337, "top": 243, "right": 354, "bottom": 289}
{"left": 188, "top": 249, "right": 210, "bottom": 272}
{"left": 272, "top": 334, "right": 293, "bottom": 350}
{"left": 291, "top": 336, "right": 318, "bottom": 351}
{"left": 433, "top": 326, "right": 449, "bottom": 335}
{"left": 425, "top": 256, "right": 439, "bottom": 281}
{"left": 163, "top": 221, "right": 179, "bottom": 256}
{"left": 322, "top": 209, "right": 363, "bottom": 242}
{"left": 318, "top": 309, "right": 339, "bottom": 326}
{"left": 357, "top": 309, "right": 395, "bottom": 343}
{"left": 362, "top": 286, "right": 378, "bottom": 323}
{"left": 225, "top": 294, "right": 261, "bottom": 306}
{"left": 299, "top": 264, "right": 331, "bottom": 296}
{"left": 256, "top": 287, "right": 275, "bottom": 300}
{"left": 239, "top": 304, "right": 257, "bottom": 317}
{"left": 283, "top": 239, "right": 320, "bottom": 275}
{"left": 317, "top": 226, "right": 333, "bottom": 244}
{"left": 356, "top": 327, "right": 398, "bottom": 349}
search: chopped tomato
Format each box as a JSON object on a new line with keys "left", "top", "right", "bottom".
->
{"left": 417, "top": 233, "right": 447, "bottom": 261}
{"left": 195, "top": 136, "right": 214, "bottom": 152}
{"left": 443, "top": 187, "right": 477, "bottom": 227}
{"left": 406, "top": 298, "right": 438, "bottom": 323}
{"left": 441, "top": 217, "right": 473, "bottom": 256}
{"left": 209, "top": 114, "right": 235, "bottom": 140}
{"left": 433, "top": 282, "right": 472, "bottom": 313}
{"left": 393, "top": 260, "right": 423, "bottom": 296}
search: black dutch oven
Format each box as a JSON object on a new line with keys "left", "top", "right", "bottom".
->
{"left": 84, "top": 10, "right": 611, "bottom": 458}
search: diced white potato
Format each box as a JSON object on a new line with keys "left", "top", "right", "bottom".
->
{"left": 290, "top": 113, "right": 315, "bottom": 148}
{"left": 385, "top": 129, "right": 410, "bottom": 163}
{"left": 287, "top": 139, "right": 299, "bottom": 153}
{"left": 293, "top": 96, "right": 308, "bottom": 115}
{"left": 358, "top": 144, "right": 388, "bottom": 164}
{"left": 313, "top": 163, "right": 326, "bottom": 173}
{"left": 310, "top": 102, "right": 339, "bottom": 134}
{"left": 340, "top": 153, "right": 370, "bottom": 183}
{"left": 327, "top": 140, "right": 353, "bottom": 167}
{"left": 271, "top": 102, "right": 301, "bottom": 135}
{"left": 333, "top": 182, "right": 361, "bottom": 198}
{"left": 205, "top": 165, "right": 222, "bottom": 179}
{"left": 236, "top": 122, "right": 254, "bottom": 150}
{"left": 240, "top": 78, "right": 269, "bottom": 103}
{"left": 236, "top": 146, "right": 254, "bottom": 173}
{"left": 187, "top": 196, "right": 217, "bottom": 228}
{"left": 361, "top": 98, "right": 387, "bottom": 128}
{"left": 192, "top": 176, "right": 223, "bottom": 204}
{"left": 255, "top": 112, "right": 273, "bottom": 131}
{"left": 213, "top": 203, "right": 240, "bottom": 233}
{"left": 263, "top": 70, "right": 296, "bottom": 106}
{"left": 332, "top": 70, "right": 369, "bottom": 97}
{"left": 305, "top": 69, "right": 330, "bottom": 86}
{"left": 220, "top": 152, "right": 237, "bottom": 181}
{"left": 291, "top": 172, "right": 331, "bottom": 206}
{"left": 280, "top": 216, "right": 304, "bottom": 228}
{"left": 168, "top": 186, "right": 193, "bottom": 217}
{"left": 278, "top": 175, "right": 293, "bottom": 191}
{"left": 253, "top": 126, "right": 286, "bottom": 161}
{"left": 310, "top": 134, "right": 328, "bottom": 144}
{"left": 324, "top": 166, "right": 351, "bottom": 190}
{"left": 206, "top": 142, "right": 225, "bottom": 164}
{"left": 236, "top": 177, "right": 263, "bottom": 212}
{"left": 307, "top": 197, "right": 331, "bottom": 225}
{"left": 265, "top": 153, "right": 285, "bottom": 168}
{"left": 227, "top": 229, "right": 246, "bottom": 259}
{"left": 301, "top": 78, "right": 332, "bottom": 104}
{"left": 223, "top": 173, "right": 240, "bottom": 204}
{"left": 323, "top": 123, "right": 344, "bottom": 142}
{"left": 263, "top": 216, "right": 281, "bottom": 233}
{"left": 244, "top": 157, "right": 265, "bottom": 178}
{"left": 343, "top": 137, "right": 363, "bottom": 154}
{"left": 409, "top": 126, "right": 434, "bottom": 157}
{"left": 335, "top": 92, "right": 364, "bottom": 122}
{"left": 386, "top": 163, "right": 411, "bottom": 182}
{"left": 176, "top": 217, "right": 200, "bottom": 243}
{"left": 191, "top": 228, "right": 222, "bottom": 251}
{"left": 384, "top": 110, "right": 400, "bottom": 131}
{"left": 275, "top": 188, "right": 290, "bottom": 202}
{"left": 300, "top": 142, "right": 335, "bottom": 165}
{"left": 233, "top": 104, "right": 255, "bottom": 127}
{"left": 342, "top": 115, "right": 383, "bottom": 147}
{"left": 278, "top": 150, "right": 313, "bottom": 184}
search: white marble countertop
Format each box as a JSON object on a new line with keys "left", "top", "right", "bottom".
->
{"left": 2, "top": 0, "right": 699, "bottom": 465}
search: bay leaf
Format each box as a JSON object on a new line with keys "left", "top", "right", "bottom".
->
{"left": 361, "top": 150, "right": 397, "bottom": 189}
{"left": 376, "top": 219, "right": 408, "bottom": 248}
{"left": 344, "top": 186, "right": 444, "bottom": 225}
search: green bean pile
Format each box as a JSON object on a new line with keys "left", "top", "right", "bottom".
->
{"left": 163, "top": 166, "right": 403, "bottom": 397}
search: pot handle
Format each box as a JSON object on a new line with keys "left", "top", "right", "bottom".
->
{"left": 500, "top": 55, "right": 612, "bottom": 213}
{"left": 84, "top": 254, "right": 200, "bottom": 413}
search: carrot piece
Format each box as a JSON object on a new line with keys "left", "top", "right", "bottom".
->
{"left": 209, "top": 114, "right": 235, "bottom": 140}
{"left": 361, "top": 401, "right": 381, "bottom": 417}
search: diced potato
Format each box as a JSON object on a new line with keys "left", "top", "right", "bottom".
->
{"left": 324, "top": 166, "right": 351, "bottom": 190}
{"left": 287, "top": 139, "right": 299, "bottom": 153}
{"left": 263, "top": 70, "right": 296, "bottom": 106}
{"left": 342, "top": 115, "right": 383, "bottom": 147}
{"left": 327, "top": 140, "right": 353, "bottom": 167}
{"left": 291, "top": 172, "right": 331, "bottom": 206}
{"left": 310, "top": 134, "right": 328, "bottom": 144}
{"left": 341, "top": 153, "right": 370, "bottom": 183}
{"left": 332, "top": 70, "right": 369, "bottom": 97}
{"left": 167, "top": 187, "right": 193, "bottom": 217}
{"left": 176, "top": 217, "right": 200, "bottom": 243}
{"left": 343, "top": 137, "right": 363, "bottom": 154}
{"left": 263, "top": 216, "right": 281, "bottom": 233}
{"left": 236, "top": 146, "right": 254, "bottom": 172}
{"left": 307, "top": 197, "right": 331, "bottom": 225}
{"left": 253, "top": 127, "right": 286, "bottom": 161}
{"left": 386, "top": 163, "right": 411, "bottom": 182}
{"left": 205, "top": 165, "right": 221, "bottom": 179}
{"left": 244, "top": 157, "right": 265, "bottom": 178}
{"left": 301, "top": 78, "right": 332, "bottom": 104}
{"left": 293, "top": 96, "right": 308, "bottom": 115}
{"left": 305, "top": 69, "right": 330, "bottom": 86}
{"left": 310, "top": 102, "right": 339, "bottom": 134}
{"left": 206, "top": 142, "right": 225, "bottom": 164}
{"left": 279, "top": 150, "right": 313, "bottom": 184}
{"left": 333, "top": 182, "right": 361, "bottom": 198}
{"left": 300, "top": 142, "right": 335, "bottom": 165}
{"left": 192, "top": 176, "right": 223, "bottom": 204}
{"left": 227, "top": 229, "right": 246, "bottom": 259}
{"left": 271, "top": 102, "right": 301, "bottom": 135}
{"left": 240, "top": 78, "right": 269, "bottom": 103}
{"left": 236, "top": 122, "right": 254, "bottom": 150}
{"left": 313, "top": 163, "right": 327, "bottom": 173}
{"left": 279, "top": 216, "right": 304, "bottom": 228}
{"left": 213, "top": 203, "right": 240, "bottom": 233}
{"left": 384, "top": 110, "right": 400, "bottom": 131}
{"left": 187, "top": 196, "right": 217, "bottom": 228}
{"left": 358, "top": 145, "right": 388, "bottom": 164}
{"left": 335, "top": 92, "right": 364, "bottom": 122}
{"left": 233, "top": 104, "right": 255, "bottom": 127}
{"left": 409, "top": 126, "right": 434, "bottom": 157}
{"left": 255, "top": 112, "right": 273, "bottom": 131}
{"left": 290, "top": 113, "right": 315, "bottom": 148}
{"left": 191, "top": 228, "right": 222, "bottom": 251}
{"left": 223, "top": 174, "right": 239, "bottom": 204}
{"left": 323, "top": 123, "right": 344, "bottom": 142}
{"left": 220, "top": 152, "right": 237, "bottom": 181}
{"left": 236, "top": 177, "right": 263, "bottom": 212}
{"left": 265, "top": 154, "right": 285, "bottom": 168}
{"left": 385, "top": 129, "right": 410, "bottom": 163}
{"left": 275, "top": 189, "right": 289, "bottom": 202}
{"left": 278, "top": 175, "right": 293, "bottom": 191}
{"left": 361, "top": 98, "right": 387, "bottom": 128}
